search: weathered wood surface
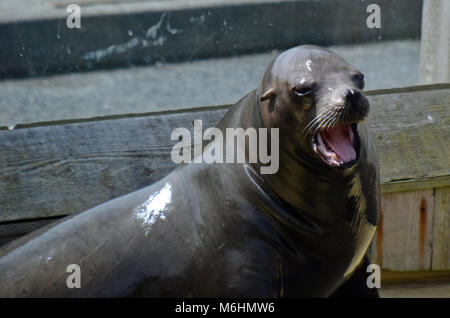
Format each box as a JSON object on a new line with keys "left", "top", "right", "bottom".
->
{"left": 365, "top": 84, "right": 450, "bottom": 192}
{"left": 0, "top": 217, "right": 61, "bottom": 247}
{"left": 371, "top": 187, "right": 450, "bottom": 271}
{"left": 0, "top": 84, "right": 449, "bottom": 272}
{"left": 432, "top": 187, "right": 450, "bottom": 270}
{"left": 371, "top": 190, "right": 435, "bottom": 271}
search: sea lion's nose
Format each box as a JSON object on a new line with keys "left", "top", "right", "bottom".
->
{"left": 340, "top": 88, "right": 369, "bottom": 118}
{"left": 340, "top": 88, "right": 361, "bottom": 102}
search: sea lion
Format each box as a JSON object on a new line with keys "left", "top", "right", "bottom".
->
{"left": 0, "top": 45, "right": 379, "bottom": 297}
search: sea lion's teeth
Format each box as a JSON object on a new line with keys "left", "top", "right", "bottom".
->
{"left": 332, "top": 153, "right": 339, "bottom": 161}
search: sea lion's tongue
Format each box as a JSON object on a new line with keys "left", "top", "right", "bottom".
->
{"left": 321, "top": 125, "right": 356, "bottom": 162}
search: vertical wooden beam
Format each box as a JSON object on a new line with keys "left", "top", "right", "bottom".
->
{"left": 432, "top": 187, "right": 450, "bottom": 270}
{"left": 419, "top": 0, "right": 450, "bottom": 84}
{"left": 372, "top": 190, "right": 435, "bottom": 271}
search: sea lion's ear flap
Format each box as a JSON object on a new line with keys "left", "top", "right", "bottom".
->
{"left": 260, "top": 88, "right": 276, "bottom": 102}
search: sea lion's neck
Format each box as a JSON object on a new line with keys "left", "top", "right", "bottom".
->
{"left": 257, "top": 142, "right": 344, "bottom": 211}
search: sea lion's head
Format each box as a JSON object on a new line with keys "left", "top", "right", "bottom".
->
{"left": 257, "top": 45, "right": 369, "bottom": 168}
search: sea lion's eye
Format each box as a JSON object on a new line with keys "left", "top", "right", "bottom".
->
{"left": 352, "top": 73, "right": 365, "bottom": 89}
{"left": 292, "top": 84, "right": 316, "bottom": 98}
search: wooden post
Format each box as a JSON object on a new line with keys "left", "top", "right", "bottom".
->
{"left": 420, "top": 0, "right": 450, "bottom": 84}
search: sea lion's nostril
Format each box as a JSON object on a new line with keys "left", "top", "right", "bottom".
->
{"left": 341, "top": 89, "right": 360, "bottom": 101}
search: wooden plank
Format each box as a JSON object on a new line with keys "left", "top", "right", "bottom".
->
{"left": 432, "top": 187, "right": 450, "bottom": 270}
{"left": 381, "top": 176, "right": 450, "bottom": 194}
{"left": 380, "top": 270, "right": 450, "bottom": 285}
{"left": 0, "top": 84, "right": 449, "bottom": 223}
{"left": 371, "top": 190, "right": 435, "bottom": 271}
{"left": 368, "top": 85, "right": 450, "bottom": 186}
{"left": 0, "top": 217, "right": 60, "bottom": 237}
{"left": 0, "top": 217, "right": 62, "bottom": 246}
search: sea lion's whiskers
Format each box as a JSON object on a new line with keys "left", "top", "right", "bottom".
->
{"left": 303, "top": 111, "right": 327, "bottom": 133}
{"left": 302, "top": 115, "right": 322, "bottom": 136}
{"left": 331, "top": 108, "right": 345, "bottom": 129}
{"left": 326, "top": 115, "right": 339, "bottom": 130}
{"left": 302, "top": 118, "right": 320, "bottom": 136}
{"left": 313, "top": 109, "right": 335, "bottom": 133}
{"left": 318, "top": 106, "right": 346, "bottom": 131}
{"left": 305, "top": 114, "right": 327, "bottom": 136}
{"left": 303, "top": 108, "right": 333, "bottom": 136}
{"left": 319, "top": 112, "right": 337, "bottom": 131}
{"left": 323, "top": 111, "right": 340, "bottom": 130}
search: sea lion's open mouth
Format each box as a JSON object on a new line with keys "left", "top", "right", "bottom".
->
{"left": 312, "top": 123, "right": 360, "bottom": 168}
